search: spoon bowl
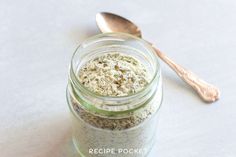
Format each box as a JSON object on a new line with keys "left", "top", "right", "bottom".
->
{"left": 96, "top": 12, "right": 142, "bottom": 38}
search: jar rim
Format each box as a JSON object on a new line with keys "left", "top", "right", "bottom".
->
{"left": 70, "top": 32, "right": 160, "bottom": 101}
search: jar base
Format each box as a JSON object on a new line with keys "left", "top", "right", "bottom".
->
{"left": 72, "top": 135, "right": 156, "bottom": 157}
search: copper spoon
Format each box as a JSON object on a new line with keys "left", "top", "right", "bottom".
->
{"left": 96, "top": 12, "right": 220, "bottom": 102}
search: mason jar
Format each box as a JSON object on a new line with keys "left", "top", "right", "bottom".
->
{"left": 66, "top": 33, "right": 162, "bottom": 157}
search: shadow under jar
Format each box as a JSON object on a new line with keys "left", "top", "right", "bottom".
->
{"left": 67, "top": 33, "right": 162, "bottom": 157}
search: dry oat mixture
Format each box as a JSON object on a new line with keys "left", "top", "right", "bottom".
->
{"left": 78, "top": 52, "right": 151, "bottom": 96}
{"left": 72, "top": 52, "right": 157, "bottom": 130}
{"left": 71, "top": 52, "right": 161, "bottom": 157}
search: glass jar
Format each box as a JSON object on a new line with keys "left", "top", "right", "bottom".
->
{"left": 66, "top": 33, "right": 162, "bottom": 157}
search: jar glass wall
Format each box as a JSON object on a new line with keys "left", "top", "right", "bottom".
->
{"left": 67, "top": 33, "right": 162, "bottom": 157}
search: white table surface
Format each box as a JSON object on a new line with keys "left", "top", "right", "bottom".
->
{"left": 0, "top": 0, "right": 236, "bottom": 157}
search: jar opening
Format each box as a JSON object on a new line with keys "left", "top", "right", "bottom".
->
{"left": 69, "top": 33, "right": 161, "bottom": 114}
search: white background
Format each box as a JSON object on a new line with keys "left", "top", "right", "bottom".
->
{"left": 0, "top": 0, "right": 235, "bottom": 157}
